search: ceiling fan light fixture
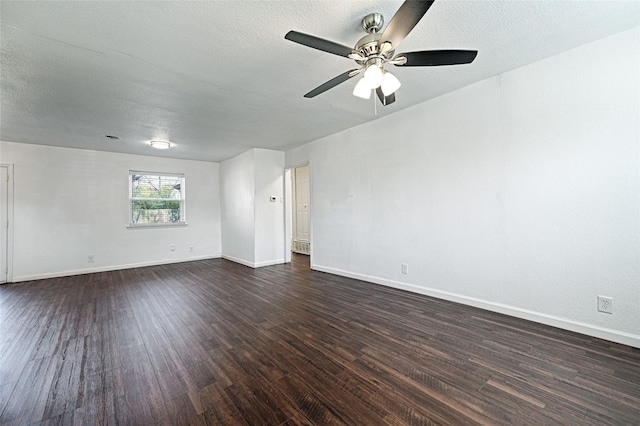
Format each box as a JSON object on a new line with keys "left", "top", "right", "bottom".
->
{"left": 353, "top": 77, "right": 372, "bottom": 99}
{"left": 285, "top": 1, "right": 477, "bottom": 108}
{"left": 363, "top": 64, "right": 383, "bottom": 89}
{"left": 381, "top": 71, "right": 401, "bottom": 96}
{"left": 150, "top": 140, "right": 171, "bottom": 150}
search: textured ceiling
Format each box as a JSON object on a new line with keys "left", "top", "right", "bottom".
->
{"left": 1, "top": 1, "right": 639, "bottom": 162}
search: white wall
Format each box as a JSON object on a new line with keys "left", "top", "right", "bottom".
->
{"left": 254, "top": 149, "right": 285, "bottom": 266}
{"left": 220, "top": 149, "right": 255, "bottom": 265}
{"left": 1, "top": 141, "right": 222, "bottom": 281}
{"left": 221, "top": 148, "right": 285, "bottom": 267}
{"left": 286, "top": 28, "right": 640, "bottom": 347}
{"left": 286, "top": 143, "right": 311, "bottom": 170}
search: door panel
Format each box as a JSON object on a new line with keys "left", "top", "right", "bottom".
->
{"left": 294, "top": 165, "right": 310, "bottom": 242}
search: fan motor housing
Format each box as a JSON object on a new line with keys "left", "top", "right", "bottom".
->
{"left": 354, "top": 13, "right": 395, "bottom": 63}
{"left": 354, "top": 33, "right": 394, "bottom": 63}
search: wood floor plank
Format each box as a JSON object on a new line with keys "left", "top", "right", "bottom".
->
{"left": 1, "top": 254, "right": 639, "bottom": 425}
{"left": 0, "top": 355, "right": 61, "bottom": 424}
{"left": 71, "top": 369, "right": 121, "bottom": 426}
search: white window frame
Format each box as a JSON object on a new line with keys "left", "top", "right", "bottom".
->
{"left": 128, "top": 171, "right": 186, "bottom": 228}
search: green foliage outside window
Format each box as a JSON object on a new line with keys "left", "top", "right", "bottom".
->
{"left": 130, "top": 173, "right": 184, "bottom": 225}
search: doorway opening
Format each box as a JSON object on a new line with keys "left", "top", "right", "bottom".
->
{"left": 285, "top": 164, "right": 310, "bottom": 266}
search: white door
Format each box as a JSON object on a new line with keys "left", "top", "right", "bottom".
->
{"left": 292, "top": 165, "right": 310, "bottom": 255}
{"left": 0, "top": 166, "right": 8, "bottom": 283}
{"left": 294, "top": 165, "right": 310, "bottom": 242}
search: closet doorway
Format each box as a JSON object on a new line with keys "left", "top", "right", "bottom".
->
{"left": 291, "top": 165, "right": 310, "bottom": 256}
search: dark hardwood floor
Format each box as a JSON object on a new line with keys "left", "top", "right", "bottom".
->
{"left": 1, "top": 254, "right": 639, "bottom": 425}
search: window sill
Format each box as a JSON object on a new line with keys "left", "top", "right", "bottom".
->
{"left": 127, "top": 222, "right": 187, "bottom": 229}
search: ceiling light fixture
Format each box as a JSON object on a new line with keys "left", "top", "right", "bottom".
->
{"left": 352, "top": 77, "right": 372, "bottom": 99}
{"left": 150, "top": 140, "right": 171, "bottom": 150}
{"left": 381, "top": 71, "right": 401, "bottom": 96}
{"left": 363, "top": 63, "right": 383, "bottom": 89}
{"left": 355, "top": 64, "right": 401, "bottom": 99}
{"left": 286, "top": 4, "right": 478, "bottom": 107}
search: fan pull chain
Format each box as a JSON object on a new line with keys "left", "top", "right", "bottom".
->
{"left": 373, "top": 90, "right": 377, "bottom": 116}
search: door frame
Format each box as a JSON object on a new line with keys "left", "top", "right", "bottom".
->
{"left": 284, "top": 162, "right": 312, "bottom": 264}
{"left": 0, "top": 164, "right": 14, "bottom": 283}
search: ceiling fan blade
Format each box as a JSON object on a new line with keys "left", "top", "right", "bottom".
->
{"left": 304, "top": 69, "right": 359, "bottom": 98}
{"left": 378, "top": 1, "right": 435, "bottom": 51}
{"left": 395, "top": 50, "right": 478, "bottom": 66}
{"left": 376, "top": 87, "right": 396, "bottom": 106}
{"left": 285, "top": 31, "right": 353, "bottom": 58}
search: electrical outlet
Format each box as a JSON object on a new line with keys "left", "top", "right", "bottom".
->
{"left": 401, "top": 263, "right": 408, "bottom": 274}
{"left": 170, "top": 245, "right": 175, "bottom": 251}
{"left": 88, "top": 255, "right": 95, "bottom": 263}
{"left": 189, "top": 246, "right": 194, "bottom": 252}
{"left": 597, "top": 296, "right": 613, "bottom": 314}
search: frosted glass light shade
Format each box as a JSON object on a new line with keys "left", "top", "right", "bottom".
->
{"left": 363, "top": 64, "right": 383, "bottom": 89}
{"left": 353, "top": 77, "right": 372, "bottom": 99}
{"left": 150, "top": 140, "right": 171, "bottom": 149}
{"left": 381, "top": 72, "right": 401, "bottom": 96}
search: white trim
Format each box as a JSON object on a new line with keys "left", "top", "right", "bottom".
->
{"left": 291, "top": 166, "right": 297, "bottom": 252}
{"left": 255, "top": 258, "right": 285, "bottom": 268}
{"left": 222, "top": 254, "right": 255, "bottom": 268}
{"left": 129, "top": 170, "right": 185, "bottom": 178}
{"left": 311, "top": 263, "right": 640, "bottom": 349}
{"left": 11, "top": 254, "right": 221, "bottom": 283}
{"left": 222, "top": 254, "right": 285, "bottom": 268}
{"left": 0, "top": 164, "right": 14, "bottom": 283}
{"left": 127, "top": 222, "right": 187, "bottom": 229}
{"left": 284, "top": 162, "right": 312, "bottom": 265}
{"left": 286, "top": 161, "right": 310, "bottom": 171}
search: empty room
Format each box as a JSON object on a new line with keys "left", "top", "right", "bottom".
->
{"left": 1, "top": 1, "right": 639, "bottom": 425}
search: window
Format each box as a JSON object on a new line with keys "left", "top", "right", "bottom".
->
{"left": 129, "top": 172, "right": 185, "bottom": 226}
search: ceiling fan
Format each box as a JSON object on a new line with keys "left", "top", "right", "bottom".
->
{"left": 285, "top": 0, "right": 477, "bottom": 106}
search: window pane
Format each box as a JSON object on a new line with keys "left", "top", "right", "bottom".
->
{"left": 131, "top": 174, "right": 182, "bottom": 199}
{"left": 131, "top": 200, "right": 181, "bottom": 224}
{"left": 129, "top": 172, "right": 185, "bottom": 225}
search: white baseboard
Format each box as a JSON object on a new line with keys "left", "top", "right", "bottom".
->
{"left": 221, "top": 254, "right": 255, "bottom": 268}
{"left": 255, "top": 259, "right": 285, "bottom": 268}
{"left": 311, "top": 263, "right": 640, "bottom": 349}
{"left": 11, "top": 254, "right": 222, "bottom": 283}
{"left": 222, "top": 254, "right": 285, "bottom": 268}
